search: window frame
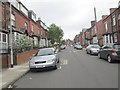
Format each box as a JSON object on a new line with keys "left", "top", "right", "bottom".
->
{"left": 0, "top": 32, "right": 8, "bottom": 53}
{"left": 31, "top": 25, "right": 34, "bottom": 32}
{"left": 24, "top": 22, "right": 28, "bottom": 30}
{"left": 112, "top": 15, "right": 116, "bottom": 26}
{"left": 118, "top": 14, "right": 120, "bottom": 26}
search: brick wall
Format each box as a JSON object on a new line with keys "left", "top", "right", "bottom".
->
{"left": 16, "top": 49, "right": 38, "bottom": 64}
{"left": 1, "top": 53, "right": 11, "bottom": 68}
{"left": 1, "top": 49, "right": 38, "bottom": 68}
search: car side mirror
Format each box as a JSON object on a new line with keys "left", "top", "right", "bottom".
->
{"left": 54, "top": 51, "right": 58, "bottom": 54}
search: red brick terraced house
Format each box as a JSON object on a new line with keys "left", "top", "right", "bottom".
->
{"left": 74, "top": 2, "right": 120, "bottom": 47}
{"left": 79, "top": 32, "right": 83, "bottom": 46}
{"left": 103, "top": 7, "right": 120, "bottom": 45}
{"left": 0, "top": 0, "right": 49, "bottom": 68}
{"left": 74, "top": 34, "right": 80, "bottom": 45}
{"left": 36, "top": 18, "right": 49, "bottom": 47}
{"left": 85, "top": 28, "right": 91, "bottom": 46}
{"left": 111, "top": 7, "right": 120, "bottom": 43}
{"left": 97, "top": 15, "right": 108, "bottom": 46}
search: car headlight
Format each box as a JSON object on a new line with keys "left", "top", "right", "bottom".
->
{"left": 47, "top": 59, "right": 55, "bottom": 62}
{"left": 29, "top": 61, "right": 34, "bottom": 65}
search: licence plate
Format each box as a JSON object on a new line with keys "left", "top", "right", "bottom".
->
{"left": 36, "top": 65, "right": 45, "bottom": 68}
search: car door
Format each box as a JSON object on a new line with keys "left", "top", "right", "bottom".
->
{"left": 101, "top": 45, "right": 108, "bottom": 59}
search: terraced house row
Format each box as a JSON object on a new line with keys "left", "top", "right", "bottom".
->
{"left": 0, "top": 0, "right": 50, "bottom": 68}
{"left": 74, "top": 2, "right": 120, "bottom": 47}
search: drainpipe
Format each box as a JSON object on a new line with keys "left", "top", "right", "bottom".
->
{"left": 4, "top": 2, "right": 6, "bottom": 30}
{"left": 10, "top": 0, "right": 13, "bottom": 68}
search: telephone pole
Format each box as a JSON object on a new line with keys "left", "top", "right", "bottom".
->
{"left": 94, "top": 7, "right": 99, "bottom": 44}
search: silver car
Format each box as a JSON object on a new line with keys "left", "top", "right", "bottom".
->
{"left": 86, "top": 44, "right": 100, "bottom": 55}
{"left": 29, "top": 48, "right": 59, "bottom": 71}
{"left": 75, "top": 45, "right": 82, "bottom": 50}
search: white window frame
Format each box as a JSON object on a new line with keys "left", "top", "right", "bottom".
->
{"left": 0, "top": 32, "right": 1, "bottom": 42}
{"left": 32, "top": 13, "right": 36, "bottom": 21}
{"left": 20, "top": 4, "right": 28, "bottom": 16}
{"left": 104, "top": 22, "right": 108, "bottom": 32}
{"left": 118, "top": 14, "right": 120, "bottom": 26}
{"left": 11, "top": 13, "right": 15, "bottom": 27}
{"left": 11, "top": 0, "right": 19, "bottom": 10}
{"left": 24, "top": 22, "right": 28, "bottom": 30}
{"left": 114, "top": 33, "right": 117, "bottom": 43}
{"left": 2, "top": 33, "right": 7, "bottom": 43}
{"left": 0, "top": 32, "right": 8, "bottom": 53}
{"left": 112, "top": 15, "right": 116, "bottom": 26}
{"left": 31, "top": 25, "right": 34, "bottom": 32}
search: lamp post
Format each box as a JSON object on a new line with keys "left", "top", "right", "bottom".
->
{"left": 10, "top": 0, "right": 13, "bottom": 68}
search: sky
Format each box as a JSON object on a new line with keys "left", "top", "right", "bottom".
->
{"left": 20, "top": 0, "right": 119, "bottom": 40}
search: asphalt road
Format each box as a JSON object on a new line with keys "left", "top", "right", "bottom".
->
{"left": 13, "top": 46, "right": 118, "bottom": 88}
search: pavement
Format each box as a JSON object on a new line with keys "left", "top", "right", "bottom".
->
{"left": 0, "top": 61, "right": 29, "bottom": 89}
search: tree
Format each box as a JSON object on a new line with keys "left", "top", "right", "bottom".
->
{"left": 48, "top": 23, "right": 64, "bottom": 44}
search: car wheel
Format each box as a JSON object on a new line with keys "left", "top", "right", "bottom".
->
{"left": 90, "top": 51, "right": 92, "bottom": 55}
{"left": 98, "top": 53, "right": 101, "bottom": 59}
{"left": 57, "top": 58, "right": 60, "bottom": 63}
{"left": 54, "top": 62, "right": 58, "bottom": 69}
{"left": 107, "top": 55, "right": 113, "bottom": 63}
{"left": 86, "top": 50, "right": 88, "bottom": 54}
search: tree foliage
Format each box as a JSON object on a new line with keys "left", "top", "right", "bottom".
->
{"left": 12, "top": 35, "right": 33, "bottom": 53}
{"left": 48, "top": 23, "right": 64, "bottom": 44}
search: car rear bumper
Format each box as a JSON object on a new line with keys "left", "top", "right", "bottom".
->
{"left": 91, "top": 51, "right": 99, "bottom": 54}
{"left": 76, "top": 48, "right": 82, "bottom": 50}
{"left": 112, "top": 56, "right": 120, "bottom": 61}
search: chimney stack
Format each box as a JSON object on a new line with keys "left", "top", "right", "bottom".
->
{"left": 91, "top": 21, "right": 95, "bottom": 27}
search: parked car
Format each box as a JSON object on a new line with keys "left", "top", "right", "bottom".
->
{"left": 29, "top": 48, "right": 59, "bottom": 71}
{"left": 74, "top": 44, "right": 77, "bottom": 49}
{"left": 75, "top": 45, "right": 82, "bottom": 50}
{"left": 98, "top": 43, "right": 120, "bottom": 63}
{"left": 60, "top": 45, "right": 66, "bottom": 50}
{"left": 86, "top": 44, "right": 100, "bottom": 55}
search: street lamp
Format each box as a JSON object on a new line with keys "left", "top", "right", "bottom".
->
{"left": 10, "top": 0, "right": 13, "bottom": 68}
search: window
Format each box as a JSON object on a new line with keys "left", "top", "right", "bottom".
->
{"left": 112, "top": 15, "right": 116, "bottom": 26}
{"left": 32, "top": 13, "right": 36, "bottom": 21}
{"left": 11, "top": 13, "right": 15, "bottom": 26}
{"left": 11, "top": 0, "right": 19, "bottom": 10}
{"left": 114, "top": 33, "right": 117, "bottom": 43}
{"left": 24, "top": 22, "right": 28, "bottom": 30}
{"left": 94, "top": 26, "right": 97, "bottom": 34}
{"left": 106, "top": 35, "right": 108, "bottom": 43}
{"left": 0, "top": 32, "right": 8, "bottom": 53}
{"left": 20, "top": 4, "right": 28, "bottom": 16}
{"left": 31, "top": 25, "right": 34, "bottom": 32}
{"left": 2, "top": 33, "right": 7, "bottom": 42}
{"left": 104, "top": 22, "right": 108, "bottom": 32}
{"left": 118, "top": 14, "right": 120, "bottom": 26}
{"left": 0, "top": 33, "right": 1, "bottom": 42}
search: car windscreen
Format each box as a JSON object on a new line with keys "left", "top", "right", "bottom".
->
{"left": 113, "top": 45, "right": 120, "bottom": 50}
{"left": 91, "top": 45, "right": 100, "bottom": 48}
{"left": 36, "top": 49, "right": 54, "bottom": 56}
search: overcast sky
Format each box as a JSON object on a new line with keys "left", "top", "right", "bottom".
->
{"left": 20, "top": 0, "right": 119, "bottom": 40}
